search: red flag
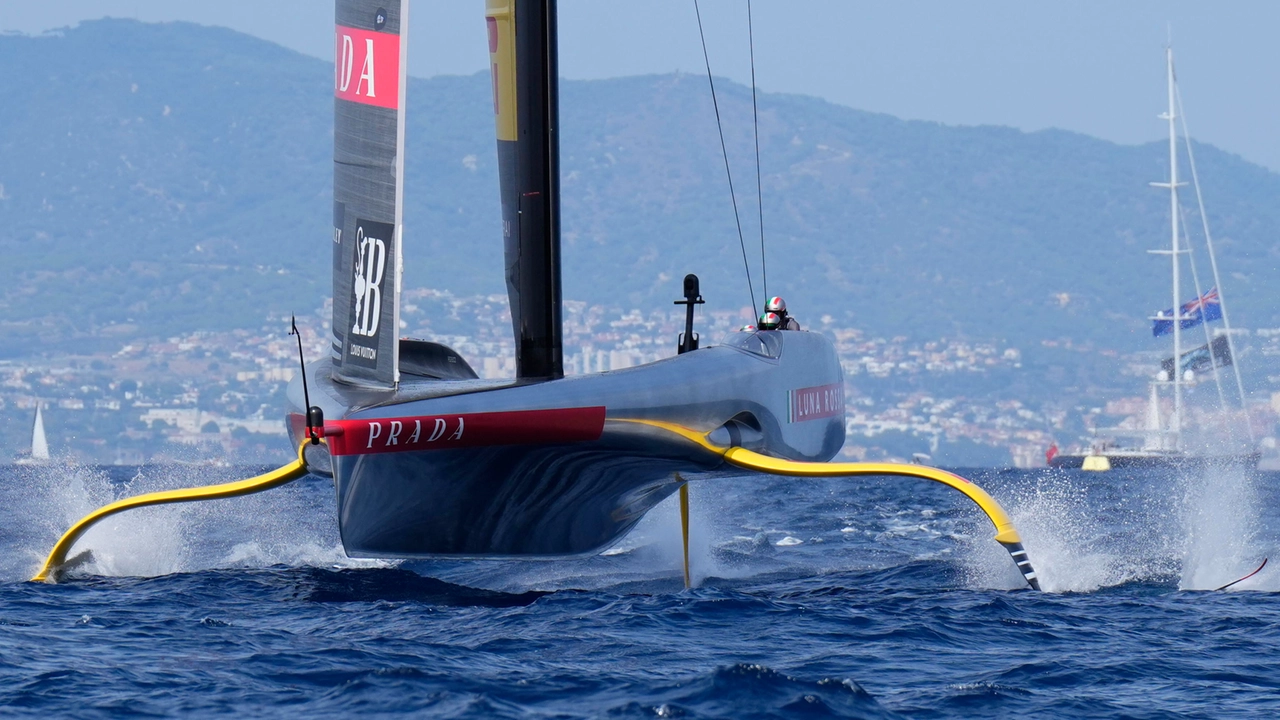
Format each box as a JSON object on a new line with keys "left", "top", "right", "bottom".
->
{"left": 1045, "top": 443, "right": 1059, "bottom": 463}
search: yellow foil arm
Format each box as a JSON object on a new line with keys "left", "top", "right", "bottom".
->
{"left": 31, "top": 442, "right": 312, "bottom": 583}
{"left": 618, "top": 419, "right": 1039, "bottom": 590}
{"left": 723, "top": 448, "right": 1021, "bottom": 545}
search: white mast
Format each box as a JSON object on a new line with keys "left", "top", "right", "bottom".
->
{"left": 1168, "top": 47, "right": 1182, "bottom": 451}
{"left": 1149, "top": 46, "right": 1184, "bottom": 452}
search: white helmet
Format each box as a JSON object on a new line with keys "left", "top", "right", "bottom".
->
{"left": 765, "top": 296, "right": 787, "bottom": 314}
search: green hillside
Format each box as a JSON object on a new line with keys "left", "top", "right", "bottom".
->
{"left": 1, "top": 19, "right": 1277, "bottom": 355}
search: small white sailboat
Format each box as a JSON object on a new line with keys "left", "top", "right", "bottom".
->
{"left": 15, "top": 404, "right": 50, "bottom": 465}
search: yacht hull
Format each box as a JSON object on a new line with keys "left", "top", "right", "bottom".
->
{"left": 288, "top": 331, "right": 844, "bottom": 558}
{"left": 1049, "top": 451, "right": 1260, "bottom": 470}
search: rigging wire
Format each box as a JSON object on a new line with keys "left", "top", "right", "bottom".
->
{"left": 1173, "top": 78, "right": 1252, "bottom": 439}
{"left": 747, "top": 0, "right": 767, "bottom": 301}
{"left": 1177, "top": 203, "right": 1229, "bottom": 413}
{"left": 694, "top": 0, "right": 757, "bottom": 315}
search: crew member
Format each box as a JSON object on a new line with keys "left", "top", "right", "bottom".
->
{"left": 765, "top": 296, "right": 801, "bottom": 330}
{"left": 758, "top": 312, "right": 782, "bottom": 330}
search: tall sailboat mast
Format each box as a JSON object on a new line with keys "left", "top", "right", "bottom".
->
{"left": 1167, "top": 47, "right": 1182, "bottom": 451}
{"left": 1151, "top": 46, "right": 1184, "bottom": 451}
{"left": 487, "top": 0, "right": 564, "bottom": 380}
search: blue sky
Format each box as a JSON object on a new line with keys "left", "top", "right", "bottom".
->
{"left": 5, "top": 1, "right": 1279, "bottom": 170}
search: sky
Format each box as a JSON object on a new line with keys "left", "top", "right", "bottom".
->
{"left": 4, "top": 1, "right": 1279, "bottom": 170}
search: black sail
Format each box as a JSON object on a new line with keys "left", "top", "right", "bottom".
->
{"left": 486, "top": 0, "right": 564, "bottom": 380}
{"left": 332, "top": 0, "right": 407, "bottom": 389}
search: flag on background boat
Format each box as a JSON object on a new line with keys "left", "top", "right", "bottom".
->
{"left": 1161, "top": 335, "right": 1231, "bottom": 377}
{"left": 1152, "top": 287, "right": 1222, "bottom": 337}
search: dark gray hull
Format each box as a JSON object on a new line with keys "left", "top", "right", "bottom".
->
{"left": 287, "top": 331, "right": 844, "bottom": 558}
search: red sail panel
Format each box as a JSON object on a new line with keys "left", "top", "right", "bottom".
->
{"left": 334, "top": 24, "right": 401, "bottom": 109}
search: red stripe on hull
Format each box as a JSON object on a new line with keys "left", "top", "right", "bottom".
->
{"left": 324, "top": 406, "right": 606, "bottom": 456}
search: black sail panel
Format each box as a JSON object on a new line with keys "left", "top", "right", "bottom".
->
{"left": 332, "top": 0, "right": 406, "bottom": 388}
{"left": 486, "top": 0, "right": 563, "bottom": 380}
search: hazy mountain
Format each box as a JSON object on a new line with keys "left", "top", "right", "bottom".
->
{"left": 2, "top": 19, "right": 1278, "bottom": 356}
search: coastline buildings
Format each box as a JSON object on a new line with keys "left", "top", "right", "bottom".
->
{"left": 3, "top": 290, "right": 1275, "bottom": 466}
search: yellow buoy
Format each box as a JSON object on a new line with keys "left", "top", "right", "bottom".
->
{"left": 1081, "top": 455, "right": 1112, "bottom": 472}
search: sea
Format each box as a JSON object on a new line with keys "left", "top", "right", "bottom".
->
{"left": 2, "top": 460, "right": 1279, "bottom": 719}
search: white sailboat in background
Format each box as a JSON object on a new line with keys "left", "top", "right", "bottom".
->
{"left": 15, "top": 404, "right": 50, "bottom": 465}
{"left": 1051, "top": 46, "right": 1259, "bottom": 471}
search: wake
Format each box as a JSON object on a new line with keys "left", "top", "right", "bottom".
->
{"left": 5, "top": 461, "right": 1276, "bottom": 596}
{"left": 961, "top": 466, "right": 1274, "bottom": 593}
{"left": 1, "top": 461, "right": 381, "bottom": 584}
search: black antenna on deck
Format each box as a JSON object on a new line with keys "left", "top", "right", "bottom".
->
{"left": 289, "top": 316, "right": 322, "bottom": 445}
{"left": 675, "top": 274, "right": 705, "bottom": 354}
